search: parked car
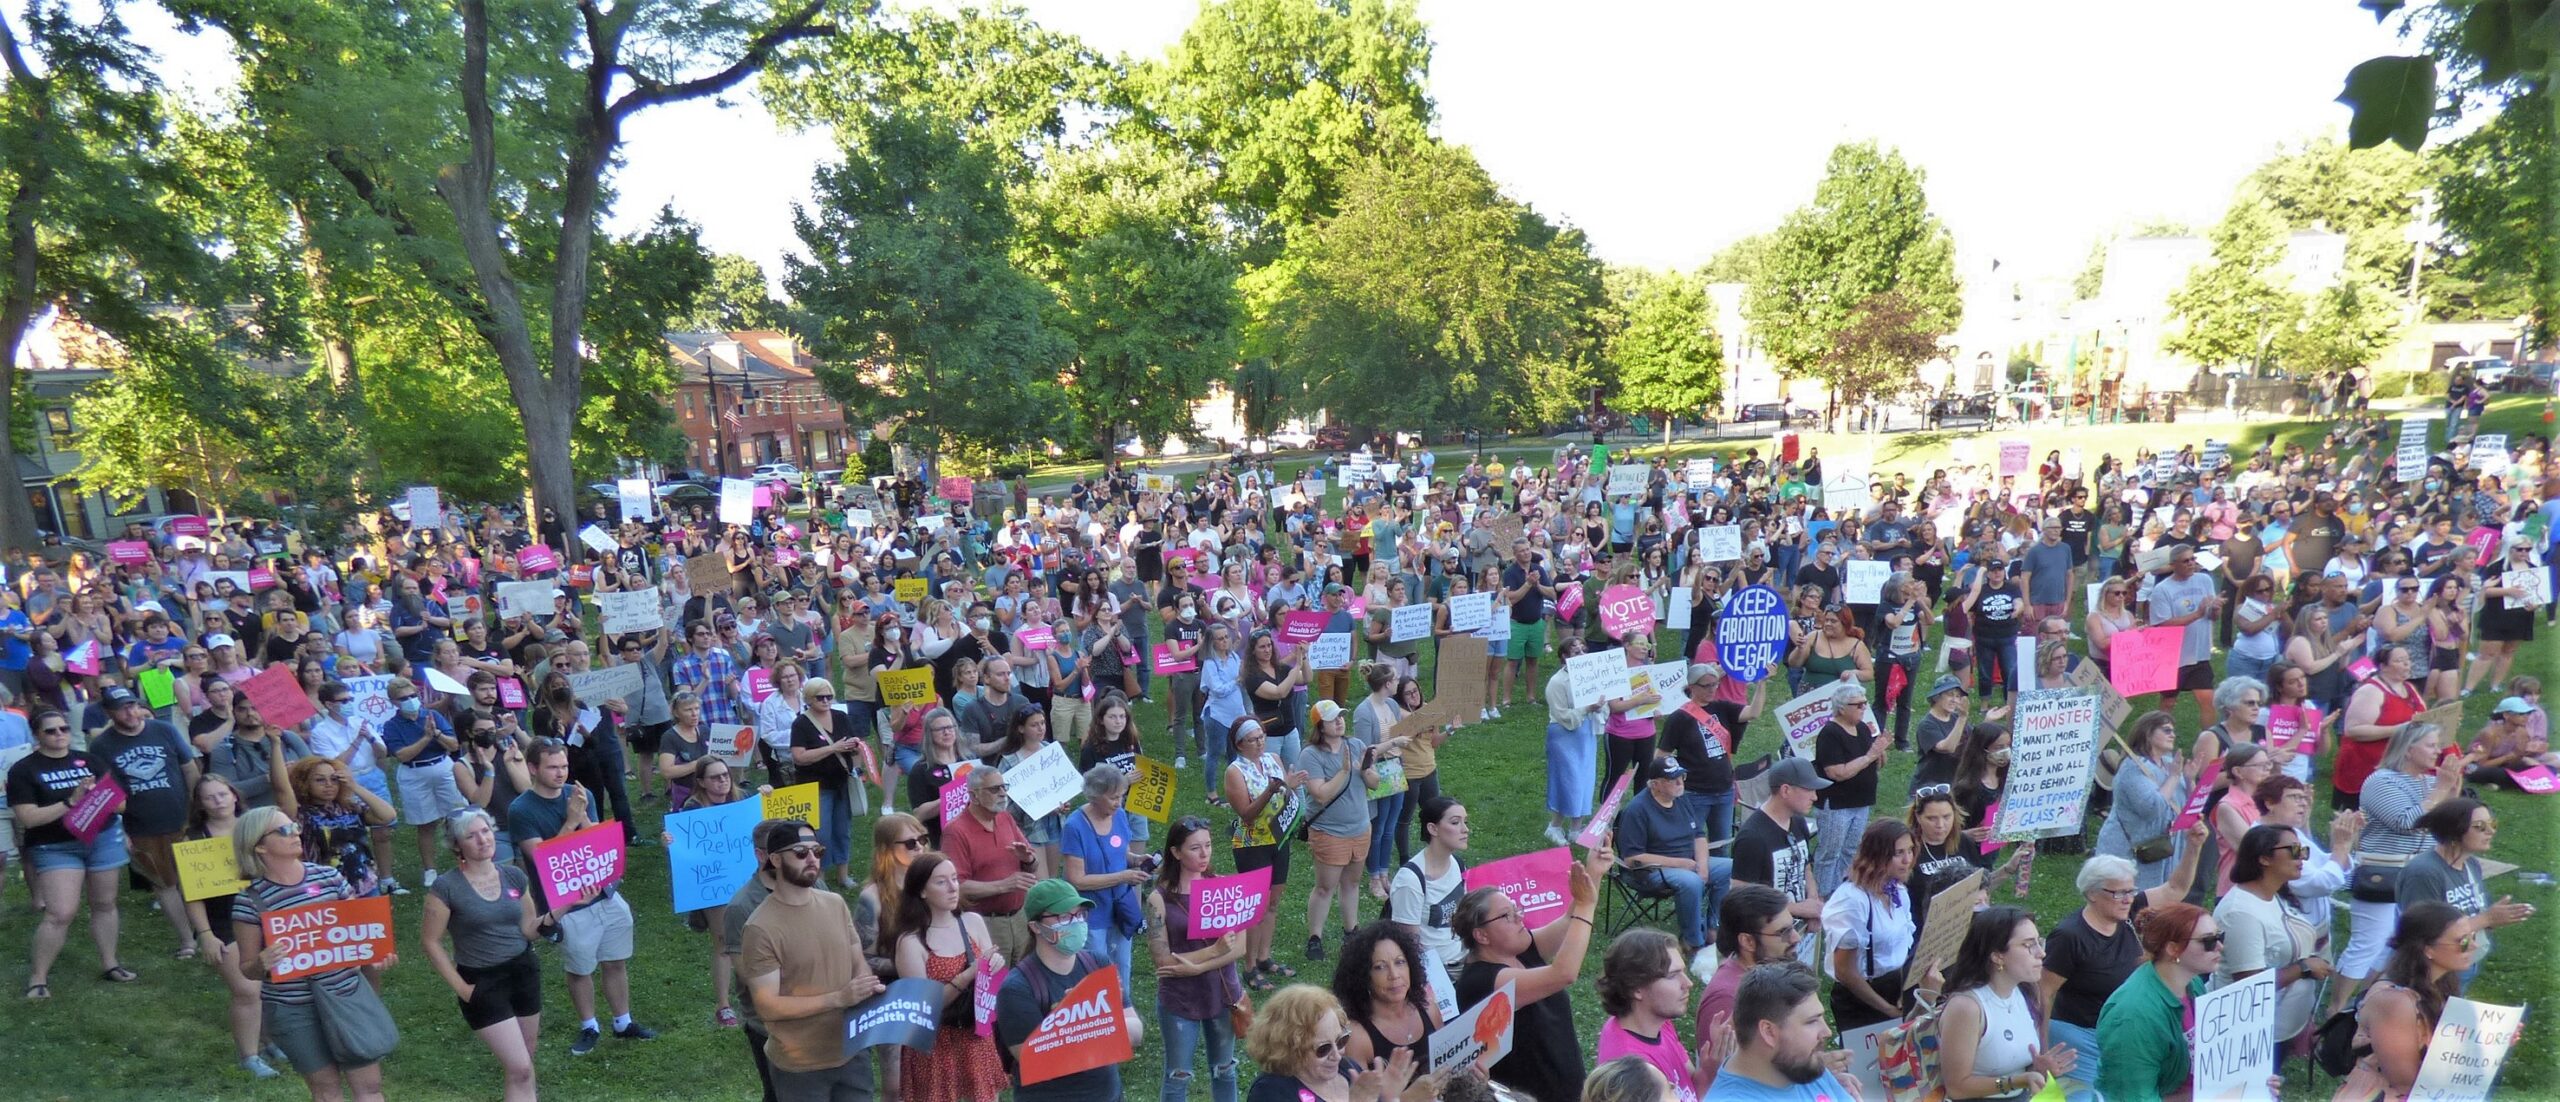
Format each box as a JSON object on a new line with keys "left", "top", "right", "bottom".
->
{"left": 655, "top": 482, "right": 717, "bottom": 504}
{"left": 2505, "top": 361, "right": 2557, "bottom": 392}
{"left": 1263, "top": 429, "right": 1318, "bottom": 450}
{"left": 2445, "top": 355, "right": 2509, "bottom": 389}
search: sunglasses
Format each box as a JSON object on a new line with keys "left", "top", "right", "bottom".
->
{"left": 1312, "top": 1031, "right": 1354, "bottom": 1062}
{"left": 268, "top": 823, "right": 300, "bottom": 839}
{"left": 38, "top": 724, "right": 68, "bottom": 734}
{"left": 2192, "top": 934, "right": 2227, "bottom": 951}
{"left": 1914, "top": 784, "right": 1953, "bottom": 799}
{"left": 780, "top": 843, "right": 825, "bottom": 858}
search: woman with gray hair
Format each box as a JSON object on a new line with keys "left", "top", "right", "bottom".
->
{"left": 2036, "top": 843, "right": 2207, "bottom": 1087}
{"left": 1061, "top": 763, "right": 1147, "bottom": 1001}
{"left": 2335, "top": 720, "right": 2478, "bottom": 1014}
{"left": 420, "top": 807, "right": 543, "bottom": 1102}
{"left": 2197, "top": 674, "right": 2268, "bottom": 767}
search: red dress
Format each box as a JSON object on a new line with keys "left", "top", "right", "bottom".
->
{"left": 899, "top": 939, "right": 1006, "bottom": 1102}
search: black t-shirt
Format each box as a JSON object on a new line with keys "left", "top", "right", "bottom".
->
{"left": 1910, "top": 712, "right": 1961, "bottom": 792}
{"left": 2060, "top": 508, "right": 2096, "bottom": 559}
{"left": 1732, "top": 807, "right": 1813, "bottom": 905}
{"left": 6, "top": 748, "right": 110, "bottom": 848}
{"left": 1794, "top": 560, "right": 1841, "bottom": 605}
{"left": 1813, "top": 719, "right": 1880, "bottom": 810}
{"left": 2291, "top": 513, "right": 2344, "bottom": 574}
{"left": 995, "top": 952, "right": 1119, "bottom": 1102}
{"left": 1500, "top": 563, "right": 1551, "bottom": 624}
{"left": 1907, "top": 840, "right": 1976, "bottom": 945}
{"left": 1662, "top": 701, "right": 1738, "bottom": 796}
{"left": 1458, "top": 947, "right": 1584, "bottom": 1102}
{"left": 2044, "top": 897, "right": 2150, "bottom": 1027}
{"left": 789, "top": 711, "right": 855, "bottom": 790}
{"left": 88, "top": 721, "right": 194, "bottom": 836}
{"left": 1970, "top": 581, "right": 2023, "bottom": 640}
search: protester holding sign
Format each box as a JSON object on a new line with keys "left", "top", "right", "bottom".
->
{"left": 228, "top": 805, "right": 400, "bottom": 1099}
{"left": 506, "top": 739, "right": 656, "bottom": 1055}
{"left": 788, "top": 678, "right": 869, "bottom": 887}
{"left": 179, "top": 775, "right": 280, "bottom": 1077}
{"left": 1298, "top": 698, "right": 1387, "bottom": 964}
{"left": 1453, "top": 840, "right": 1609, "bottom": 1102}
{"left": 420, "top": 808, "right": 545, "bottom": 1102}
{"left": 1143, "top": 816, "right": 1248, "bottom": 1102}
{"left": 1541, "top": 635, "right": 1608, "bottom": 847}
{"left": 2095, "top": 711, "right": 2197, "bottom": 889}
{"left": 7, "top": 708, "right": 131, "bottom": 1001}
{"left": 994, "top": 880, "right": 1137, "bottom": 1101}
{"left": 739, "top": 816, "right": 883, "bottom": 1100}
{"left": 2338, "top": 901, "right": 2472, "bottom": 1102}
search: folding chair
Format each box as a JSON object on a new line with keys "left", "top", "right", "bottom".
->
{"left": 1602, "top": 863, "right": 1678, "bottom": 936}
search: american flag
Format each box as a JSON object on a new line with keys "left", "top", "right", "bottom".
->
{"left": 723, "top": 407, "right": 741, "bottom": 429}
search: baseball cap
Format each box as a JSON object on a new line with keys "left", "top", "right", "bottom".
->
{"left": 204, "top": 633, "right": 237, "bottom": 650}
{"left": 102, "top": 686, "right": 141, "bottom": 708}
{"left": 1640, "top": 756, "right": 1688, "bottom": 782}
{"left": 1024, "top": 879, "right": 1094, "bottom": 921}
{"left": 2492, "top": 696, "right": 2536, "bottom": 717}
{"left": 1764, "top": 758, "right": 1832, "bottom": 791}
{"left": 1311, "top": 699, "right": 1346, "bottom": 725}
{"left": 1928, "top": 675, "right": 1968, "bottom": 700}
{"left": 1323, "top": 583, "right": 1350, "bottom": 597}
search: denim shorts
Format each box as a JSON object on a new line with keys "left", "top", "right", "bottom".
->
{"left": 31, "top": 822, "right": 130, "bottom": 874}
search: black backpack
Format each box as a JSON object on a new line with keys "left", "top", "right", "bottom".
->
{"left": 993, "top": 951, "right": 1106, "bottom": 1080}
{"left": 2312, "top": 990, "right": 2371, "bottom": 1077}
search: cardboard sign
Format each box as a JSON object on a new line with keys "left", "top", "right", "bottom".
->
{"left": 1578, "top": 770, "right": 1634, "bottom": 848}
{"left": 1606, "top": 464, "right": 1650, "bottom": 497}
{"left": 239, "top": 663, "right": 318, "bottom": 730}
{"left": 495, "top": 581, "right": 554, "bottom": 620}
{"left": 1565, "top": 647, "right": 1629, "bottom": 709}
{"left": 1150, "top": 642, "right": 1199, "bottom": 675}
{"left": 2108, "top": 625, "right": 2184, "bottom": 697}
{"left": 530, "top": 820, "right": 627, "bottom": 910}
{"left": 517, "top": 544, "right": 560, "bottom": 575}
{"left": 2063, "top": 658, "right": 2133, "bottom": 733}
{"left": 973, "top": 955, "right": 1005, "bottom": 1038}
{"left": 2171, "top": 760, "right": 2222, "bottom": 832}
{"left": 1907, "top": 869, "right": 1984, "bottom": 977}
{"left": 1776, "top": 683, "right": 1845, "bottom": 759}
{"left": 1436, "top": 636, "right": 1491, "bottom": 720}
{"left": 876, "top": 666, "right": 935, "bottom": 707}
{"left": 1003, "top": 742, "right": 1082, "bottom": 820}
{"left": 1717, "top": 585, "right": 1788, "bottom": 683}
{"left": 2410, "top": 997, "right": 2525, "bottom": 1100}
{"left": 406, "top": 486, "right": 443, "bottom": 530}
{"left": 1017, "top": 966, "right": 1134, "bottom": 1085}
{"left": 595, "top": 588, "right": 662, "bottom": 634}
{"left": 262, "top": 895, "right": 395, "bottom": 982}
{"left": 1276, "top": 610, "right": 1328, "bottom": 646}
{"left": 174, "top": 835, "right": 248, "bottom": 901}
{"left": 1996, "top": 690, "right": 2102, "bottom": 839}
{"left": 2190, "top": 970, "right": 2280, "bottom": 1102}
{"left": 1307, "top": 633, "right": 1352, "bottom": 671}
{"left": 1699, "top": 524, "right": 1743, "bottom": 563}
{"left": 766, "top": 782, "right": 821, "bottom": 831}
{"left": 1595, "top": 585, "right": 1655, "bottom": 639}
{"left": 1844, "top": 559, "right": 1891, "bottom": 604}
{"left": 666, "top": 795, "right": 765, "bottom": 912}
{"left": 1463, "top": 846, "right": 1573, "bottom": 929}
{"left": 1126, "top": 756, "right": 1177, "bottom": 824}
{"left": 719, "top": 478, "right": 756, "bottom": 525}
{"left": 1998, "top": 440, "right": 2031, "bottom": 476}
{"left": 1428, "top": 980, "right": 1518, "bottom": 1079}
{"left": 106, "top": 540, "right": 151, "bottom": 565}
{"left": 1189, "top": 866, "right": 1273, "bottom": 935}
{"left": 843, "top": 978, "right": 944, "bottom": 1054}
{"left": 2410, "top": 701, "right": 2465, "bottom": 742}
{"left": 565, "top": 663, "right": 644, "bottom": 708}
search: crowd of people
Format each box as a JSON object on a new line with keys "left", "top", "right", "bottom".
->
{"left": 0, "top": 404, "right": 2552, "bottom": 1102}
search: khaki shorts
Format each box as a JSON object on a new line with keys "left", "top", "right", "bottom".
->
{"left": 1309, "top": 830, "right": 1369, "bottom": 867}
{"left": 127, "top": 830, "right": 182, "bottom": 889}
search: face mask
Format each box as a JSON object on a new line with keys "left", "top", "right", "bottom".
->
{"left": 2346, "top": 502, "right": 2365, "bottom": 514}
{"left": 973, "top": 617, "right": 993, "bottom": 633}
{"left": 1045, "top": 916, "right": 1090, "bottom": 954}
{"left": 1988, "top": 747, "right": 2011, "bottom": 766}
{"left": 1178, "top": 604, "right": 1196, "bottom": 620}
{"left": 397, "top": 697, "right": 422, "bottom": 718}
{"left": 2424, "top": 481, "right": 2441, "bottom": 493}
{"left": 332, "top": 701, "right": 353, "bottom": 719}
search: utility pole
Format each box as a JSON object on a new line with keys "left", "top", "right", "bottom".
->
{"left": 2404, "top": 189, "right": 2439, "bottom": 327}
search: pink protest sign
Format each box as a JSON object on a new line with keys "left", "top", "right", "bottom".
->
{"left": 106, "top": 540, "right": 151, "bottom": 565}
{"left": 1556, "top": 585, "right": 1585, "bottom": 623}
{"left": 2509, "top": 765, "right": 2556, "bottom": 794}
{"left": 2170, "top": 760, "right": 2222, "bottom": 832}
{"left": 1277, "top": 611, "right": 1329, "bottom": 647}
{"left": 1595, "top": 585, "right": 1655, "bottom": 639}
{"left": 2347, "top": 656, "right": 2377, "bottom": 682}
{"left": 1348, "top": 596, "right": 1368, "bottom": 617}
{"left": 743, "top": 667, "right": 775, "bottom": 703}
{"left": 1577, "top": 771, "right": 1634, "bottom": 849}
{"left": 1979, "top": 800, "right": 2005, "bottom": 854}
{"left": 937, "top": 476, "right": 975, "bottom": 504}
{"left": 938, "top": 764, "right": 977, "bottom": 828}
{"left": 2108, "top": 626, "right": 2184, "bottom": 697}
{"left": 518, "top": 545, "right": 560, "bottom": 575}
{"left": 247, "top": 567, "right": 277, "bottom": 591}
{"left": 2466, "top": 526, "right": 2502, "bottom": 561}
{"left": 973, "top": 955, "right": 1005, "bottom": 1037}
{"left": 497, "top": 677, "right": 526, "bottom": 710}
{"left": 773, "top": 547, "right": 800, "bottom": 568}
{"left": 64, "top": 640, "right": 99, "bottom": 677}
{"left": 1188, "top": 866, "right": 1274, "bottom": 935}
{"left": 2266, "top": 705, "right": 2320, "bottom": 754}
{"left": 1017, "top": 624, "right": 1054, "bottom": 651}
{"left": 753, "top": 483, "right": 776, "bottom": 508}
{"left": 1463, "top": 846, "right": 1574, "bottom": 928}
{"left": 1999, "top": 441, "right": 2031, "bottom": 476}
{"left": 529, "top": 820, "right": 627, "bottom": 910}
{"left": 239, "top": 663, "right": 318, "bottom": 730}
{"left": 64, "top": 774, "right": 127, "bottom": 843}
{"left": 171, "top": 515, "right": 209, "bottom": 538}
{"left": 1151, "top": 642, "right": 1197, "bottom": 675}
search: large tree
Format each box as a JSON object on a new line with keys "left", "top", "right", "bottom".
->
{"left": 2164, "top": 193, "right": 2299, "bottom": 371}
{"left": 1744, "top": 141, "right": 1961, "bottom": 421}
{"left": 1609, "top": 271, "right": 1723, "bottom": 440}
{"left": 2429, "top": 89, "right": 2547, "bottom": 321}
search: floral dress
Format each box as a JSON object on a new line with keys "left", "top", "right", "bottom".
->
{"left": 297, "top": 802, "right": 380, "bottom": 897}
{"left": 900, "top": 929, "right": 1007, "bottom": 1102}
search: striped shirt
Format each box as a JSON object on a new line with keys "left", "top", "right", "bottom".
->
{"left": 2352, "top": 769, "right": 2435, "bottom": 860}
{"left": 232, "top": 863, "right": 367, "bottom": 1005}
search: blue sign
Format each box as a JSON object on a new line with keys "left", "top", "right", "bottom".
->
{"left": 1716, "top": 585, "right": 1790, "bottom": 683}
{"left": 665, "top": 797, "right": 765, "bottom": 913}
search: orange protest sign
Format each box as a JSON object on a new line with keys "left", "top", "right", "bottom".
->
{"left": 262, "top": 895, "right": 394, "bottom": 982}
{"left": 1018, "top": 966, "right": 1132, "bottom": 1085}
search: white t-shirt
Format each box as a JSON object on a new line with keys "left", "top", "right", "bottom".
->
{"left": 1819, "top": 881, "right": 1914, "bottom": 982}
{"left": 2233, "top": 597, "right": 2283, "bottom": 660}
{"left": 2212, "top": 887, "right": 2320, "bottom": 1040}
{"left": 307, "top": 715, "right": 379, "bottom": 776}
{"left": 1388, "top": 853, "right": 1468, "bottom": 967}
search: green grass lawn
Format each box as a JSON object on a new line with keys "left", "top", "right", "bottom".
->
{"left": 5, "top": 397, "right": 2550, "bottom": 1101}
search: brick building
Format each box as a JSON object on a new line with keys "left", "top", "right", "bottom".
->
{"left": 666, "top": 330, "right": 852, "bottom": 476}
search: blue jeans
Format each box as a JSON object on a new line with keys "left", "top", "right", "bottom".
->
{"left": 1366, "top": 790, "right": 1407, "bottom": 875}
{"left": 1200, "top": 711, "right": 1232, "bottom": 794}
{"left": 1159, "top": 999, "right": 1240, "bottom": 1102}
{"left": 1094, "top": 921, "right": 1137, "bottom": 1005}
{"left": 2049, "top": 1019, "right": 2101, "bottom": 1089}
{"left": 1631, "top": 862, "right": 1728, "bottom": 949}
{"left": 1813, "top": 805, "right": 1870, "bottom": 898}
{"left": 2226, "top": 651, "right": 2273, "bottom": 686}
{"left": 1974, "top": 634, "right": 2015, "bottom": 700}
{"left": 818, "top": 788, "right": 853, "bottom": 868}
{"left": 1683, "top": 790, "right": 1737, "bottom": 848}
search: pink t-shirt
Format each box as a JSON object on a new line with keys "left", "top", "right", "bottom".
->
{"left": 1597, "top": 1016, "right": 1699, "bottom": 1102}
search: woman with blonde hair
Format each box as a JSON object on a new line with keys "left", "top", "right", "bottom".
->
{"left": 229, "top": 806, "right": 399, "bottom": 1102}
{"left": 1243, "top": 984, "right": 1437, "bottom": 1102}
{"left": 185, "top": 774, "right": 284, "bottom": 1078}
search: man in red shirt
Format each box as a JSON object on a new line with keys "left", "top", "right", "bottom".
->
{"left": 943, "top": 764, "right": 1044, "bottom": 961}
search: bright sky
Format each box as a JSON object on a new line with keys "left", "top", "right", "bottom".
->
{"left": 144, "top": 0, "right": 2418, "bottom": 288}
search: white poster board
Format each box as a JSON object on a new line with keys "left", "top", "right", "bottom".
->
{"left": 1389, "top": 602, "right": 1433, "bottom": 643}
{"left": 1844, "top": 560, "right": 1891, "bottom": 605}
{"left": 496, "top": 581, "right": 556, "bottom": 620}
{"left": 1446, "top": 592, "right": 1493, "bottom": 634}
{"left": 2410, "top": 997, "right": 2525, "bottom": 1101}
{"left": 2189, "top": 970, "right": 2280, "bottom": 1102}
{"left": 595, "top": 588, "right": 664, "bottom": 635}
{"left": 719, "top": 477, "right": 756, "bottom": 525}
{"left": 617, "top": 478, "right": 655, "bottom": 522}
{"left": 406, "top": 486, "right": 443, "bottom": 530}
{"left": 1699, "top": 524, "right": 1742, "bottom": 563}
{"left": 1565, "top": 648, "right": 1630, "bottom": 710}
{"left": 1823, "top": 469, "right": 1869, "bottom": 512}
{"left": 1000, "top": 742, "right": 1082, "bottom": 820}
{"left": 1308, "top": 633, "right": 1353, "bottom": 671}
{"left": 1994, "top": 689, "right": 2103, "bottom": 840}
{"left": 1606, "top": 464, "right": 1650, "bottom": 497}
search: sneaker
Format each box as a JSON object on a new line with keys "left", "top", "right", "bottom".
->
{"left": 259, "top": 1043, "right": 288, "bottom": 1067}
{"left": 570, "top": 1027, "right": 601, "bottom": 1056}
{"left": 714, "top": 1007, "right": 740, "bottom": 1028}
{"left": 1175, "top": 755, "right": 1188, "bottom": 769}
{"left": 1305, "top": 934, "right": 1326, "bottom": 962}
{"left": 420, "top": 869, "right": 437, "bottom": 888}
{"left": 614, "top": 1020, "right": 659, "bottom": 1042}
{"left": 241, "top": 1055, "right": 279, "bottom": 1079}
{"left": 1480, "top": 708, "right": 1492, "bottom": 722}
{"left": 1543, "top": 824, "right": 1570, "bottom": 847}
{"left": 383, "top": 878, "right": 411, "bottom": 897}
{"left": 1490, "top": 706, "right": 1503, "bottom": 720}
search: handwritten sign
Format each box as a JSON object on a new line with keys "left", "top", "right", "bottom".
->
{"left": 2395, "top": 443, "right": 2429, "bottom": 483}
{"left": 1444, "top": 593, "right": 1492, "bottom": 635}
{"left": 843, "top": 978, "right": 944, "bottom": 1054}
{"left": 766, "top": 782, "right": 820, "bottom": 831}
{"left": 406, "top": 486, "right": 443, "bottom": 530}
{"left": 262, "top": 895, "right": 395, "bottom": 982}
{"left": 1565, "top": 648, "right": 1629, "bottom": 709}
{"left": 1824, "top": 468, "right": 1870, "bottom": 511}
{"left": 1125, "top": 756, "right": 1177, "bottom": 824}
{"left": 1907, "top": 870, "right": 1984, "bottom": 978}
{"left": 1717, "top": 585, "right": 1789, "bottom": 683}
{"left": 1698, "top": 524, "right": 1742, "bottom": 563}
{"left": 565, "top": 663, "right": 644, "bottom": 708}
{"left": 1844, "top": 559, "right": 1891, "bottom": 605}
{"left": 1578, "top": 771, "right": 1634, "bottom": 848}
{"left": 239, "top": 664, "right": 318, "bottom": 730}
{"left": 1996, "top": 690, "right": 2102, "bottom": 839}
{"left": 1776, "top": 683, "right": 1845, "bottom": 759}
{"left": 2190, "top": 969, "right": 2279, "bottom": 1102}
{"left": 594, "top": 588, "right": 661, "bottom": 634}
{"left": 666, "top": 796, "right": 765, "bottom": 912}
{"left": 1017, "top": 966, "right": 1133, "bottom": 1085}
{"left": 1605, "top": 464, "right": 1650, "bottom": 497}
{"left": 175, "top": 835, "right": 246, "bottom": 901}
{"left": 2467, "top": 434, "right": 2507, "bottom": 471}
{"left": 2063, "top": 658, "right": 2133, "bottom": 733}
{"left": 1003, "top": 742, "right": 1082, "bottom": 820}
{"left": 496, "top": 580, "right": 554, "bottom": 620}
{"left": 530, "top": 820, "right": 627, "bottom": 910}
{"left": 2504, "top": 569, "right": 2550, "bottom": 611}
{"left": 1999, "top": 441, "right": 2031, "bottom": 476}
{"left": 2411, "top": 997, "right": 2525, "bottom": 1101}
{"left": 876, "top": 666, "right": 935, "bottom": 708}
{"left": 1595, "top": 585, "right": 1655, "bottom": 639}
{"left": 1463, "top": 846, "right": 1573, "bottom": 929}
{"left": 1307, "top": 633, "right": 1352, "bottom": 671}
{"left": 1189, "top": 866, "right": 1273, "bottom": 935}
{"left": 1428, "top": 980, "right": 1518, "bottom": 1079}
{"left": 1388, "top": 601, "right": 1433, "bottom": 644}
{"left": 578, "top": 524, "right": 616, "bottom": 555}
{"left": 719, "top": 478, "right": 756, "bottom": 525}
{"left": 137, "top": 667, "right": 178, "bottom": 709}
{"left": 2108, "top": 625, "right": 2184, "bottom": 697}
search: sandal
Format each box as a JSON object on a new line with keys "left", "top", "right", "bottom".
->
{"left": 174, "top": 943, "right": 198, "bottom": 961}
{"left": 1246, "top": 971, "right": 1273, "bottom": 992}
{"left": 23, "top": 982, "right": 48, "bottom": 1000}
{"left": 100, "top": 966, "right": 138, "bottom": 983}
{"left": 1262, "top": 960, "right": 1296, "bottom": 979}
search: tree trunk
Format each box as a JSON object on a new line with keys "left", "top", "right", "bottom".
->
{"left": 1, "top": 21, "right": 52, "bottom": 552}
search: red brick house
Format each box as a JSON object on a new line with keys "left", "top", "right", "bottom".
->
{"left": 666, "top": 330, "right": 853, "bottom": 476}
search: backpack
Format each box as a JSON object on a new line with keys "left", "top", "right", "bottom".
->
{"left": 992, "top": 950, "right": 1106, "bottom": 1080}
{"left": 2313, "top": 989, "right": 2372, "bottom": 1077}
{"left": 1875, "top": 997, "right": 1947, "bottom": 1102}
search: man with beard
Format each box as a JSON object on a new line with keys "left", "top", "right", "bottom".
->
{"left": 947, "top": 763, "right": 1044, "bottom": 962}
{"left": 741, "top": 817, "right": 884, "bottom": 1102}
{"left": 1701, "top": 961, "right": 1853, "bottom": 1101}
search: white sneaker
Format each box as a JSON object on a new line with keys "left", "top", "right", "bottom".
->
{"left": 421, "top": 869, "right": 437, "bottom": 888}
{"left": 1480, "top": 708, "right": 1492, "bottom": 722}
{"left": 1543, "top": 824, "right": 1570, "bottom": 847}
{"left": 1175, "top": 755, "right": 1188, "bottom": 769}
{"left": 1490, "top": 706, "right": 1503, "bottom": 720}
{"left": 1691, "top": 945, "right": 1719, "bottom": 980}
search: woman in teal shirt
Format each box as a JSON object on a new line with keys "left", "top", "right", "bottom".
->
{"left": 2093, "top": 901, "right": 2219, "bottom": 1102}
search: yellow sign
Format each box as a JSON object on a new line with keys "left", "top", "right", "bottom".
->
{"left": 766, "top": 782, "right": 821, "bottom": 831}
{"left": 893, "top": 577, "right": 928, "bottom": 603}
{"left": 877, "top": 666, "right": 936, "bottom": 708}
{"left": 1126, "top": 756, "right": 1177, "bottom": 824}
{"left": 176, "top": 835, "right": 247, "bottom": 902}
